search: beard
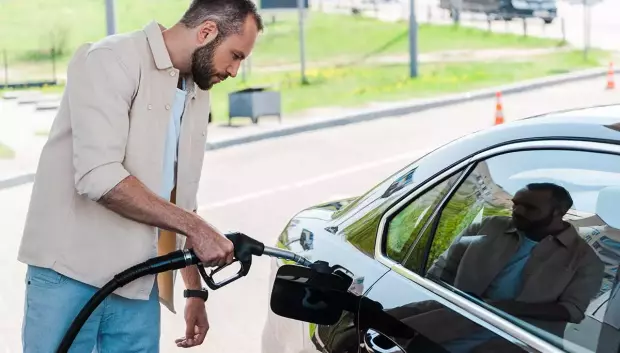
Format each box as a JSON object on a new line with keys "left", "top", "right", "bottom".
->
{"left": 512, "top": 210, "right": 555, "bottom": 233}
{"left": 190, "top": 36, "right": 227, "bottom": 91}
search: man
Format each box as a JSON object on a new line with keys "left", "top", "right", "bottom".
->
{"left": 18, "top": 1, "right": 263, "bottom": 351}
{"left": 396, "top": 183, "right": 605, "bottom": 352}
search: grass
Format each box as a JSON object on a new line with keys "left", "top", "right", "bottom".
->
{"left": 1, "top": 0, "right": 563, "bottom": 74}
{"left": 242, "top": 15, "right": 562, "bottom": 67}
{"left": 0, "top": 0, "right": 603, "bottom": 122}
{"left": 3, "top": 50, "right": 608, "bottom": 123}
{"left": 207, "top": 49, "right": 609, "bottom": 121}
{"left": 34, "top": 129, "right": 51, "bottom": 137}
{"left": 0, "top": 142, "right": 15, "bottom": 159}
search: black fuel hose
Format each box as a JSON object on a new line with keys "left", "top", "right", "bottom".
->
{"left": 56, "top": 233, "right": 311, "bottom": 353}
{"left": 56, "top": 248, "right": 199, "bottom": 353}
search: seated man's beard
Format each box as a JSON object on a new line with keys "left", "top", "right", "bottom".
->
{"left": 513, "top": 210, "right": 555, "bottom": 233}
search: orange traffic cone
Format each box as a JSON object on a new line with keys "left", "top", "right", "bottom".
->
{"left": 607, "top": 62, "right": 615, "bottom": 90}
{"left": 495, "top": 91, "right": 505, "bottom": 125}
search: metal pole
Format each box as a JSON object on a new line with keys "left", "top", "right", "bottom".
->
{"left": 408, "top": 0, "right": 418, "bottom": 78}
{"left": 52, "top": 48, "right": 57, "bottom": 83}
{"left": 583, "top": 0, "right": 590, "bottom": 60}
{"left": 298, "top": 0, "right": 308, "bottom": 84}
{"left": 3, "top": 49, "right": 8, "bottom": 87}
{"left": 105, "top": 0, "right": 117, "bottom": 36}
{"left": 427, "top": 4, "right": 432, "bottom": 23}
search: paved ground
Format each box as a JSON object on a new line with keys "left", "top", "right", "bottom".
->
{"left": 1, "top": 76, "right": 619, "bottom": 352}
{"left": 0, "top": 98, "right": 50, "bottom": 181}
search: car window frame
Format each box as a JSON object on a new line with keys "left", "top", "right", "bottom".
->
{"left": 374, "top": 139, "right": 620, "bottom": 353}
{"left": 380, "top": 162, "right": 473, "bottom": 268}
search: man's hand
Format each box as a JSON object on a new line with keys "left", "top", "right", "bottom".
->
{"left": 186, "top": 217, "right": 235, "bottom": 267}
{"left": 176, "top": 298, "right": 209, "bottom": 348}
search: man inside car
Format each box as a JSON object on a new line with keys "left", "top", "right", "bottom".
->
{"left": 396, "top": 183, "right": 605, "bottom": 352}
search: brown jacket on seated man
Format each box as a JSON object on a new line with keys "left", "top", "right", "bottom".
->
{"left": 397, "top": 183, "right": 605, "bottom": 352}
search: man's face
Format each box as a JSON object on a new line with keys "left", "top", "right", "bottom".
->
{"left": 511, "top": 189, "right": 560, "bottom": 233}
{"left": 191, "top": 17, "right": 259, "bottom": 90}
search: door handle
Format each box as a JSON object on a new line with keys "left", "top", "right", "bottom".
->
{"left": 364, "top": 329, "right": 404, "bottom": 353}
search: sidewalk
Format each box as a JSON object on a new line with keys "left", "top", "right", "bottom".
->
{"left": 0, "top": 97, "right": 49, "bottom": 182}
{"left": 254, "top": 47, "right": 573, "bottom": 74}
{"left": 0, "top": 92, "right": 390, "bottom": 183}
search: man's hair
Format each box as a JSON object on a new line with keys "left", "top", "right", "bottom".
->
{"left": 526, "top": 182, "right": 574, "bottom": 213}
{"left": 180, "top": 0, "right": 264, "bottom": 37}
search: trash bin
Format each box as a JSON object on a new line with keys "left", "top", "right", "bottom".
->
{"left": 228, "top": 86, "right": 281, "bottom": 125}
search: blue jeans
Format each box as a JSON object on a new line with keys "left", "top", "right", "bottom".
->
{"left": 22, "top": 265, "right": 160, "bottom": 353}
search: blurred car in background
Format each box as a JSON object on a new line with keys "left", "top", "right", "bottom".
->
{"left": 440, "top": 0, "right": 558, "bottom": 23}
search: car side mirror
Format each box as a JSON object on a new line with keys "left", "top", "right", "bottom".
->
{"left": 269, "top": 264, "right": 354, "bottom": 326}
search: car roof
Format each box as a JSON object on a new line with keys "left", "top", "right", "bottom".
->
{"left": 508, "top": 103, "right": 620, "bottom": 142}
{"left": 414, "top": 103, "right": 620, "bottom": 180}
{"left": 445, "top": 104, "right": 620, "bottom": 157}
{"left": 331, "top": 104, "right": 620, "bottom": 233}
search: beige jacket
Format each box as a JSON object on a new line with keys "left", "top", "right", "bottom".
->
{"left": 428, "top": 216, "right": 604, "bottom": 324}
{"left": 18, "top": 21, "right": 210, "bottom": 312}
{"left": 421, "top": 216, "right": 604, "bottom": 341}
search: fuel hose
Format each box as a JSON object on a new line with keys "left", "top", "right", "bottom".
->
{"left": 56, "top": 249, "right": 199, "bottom": 353}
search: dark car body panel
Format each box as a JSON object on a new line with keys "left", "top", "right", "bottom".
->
{"left": 266, "top": 105, "right": 620, "bottom": 353}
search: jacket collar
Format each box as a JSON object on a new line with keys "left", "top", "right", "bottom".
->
{"left": 144, "top": 21, "right": 173, "bottom": 70}
{"left": 143, "top": 21, "right": 199, "bottom": 98}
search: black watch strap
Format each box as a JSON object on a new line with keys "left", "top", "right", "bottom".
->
{"left": 184, "top": 288, "right": 209, "bottom": 302}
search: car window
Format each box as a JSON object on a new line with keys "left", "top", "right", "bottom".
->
{"left": 384, "top": 172, "right": 463, "bottom": 264}
{"left": 408, "top": 148, "right": 620, "bottom": 353}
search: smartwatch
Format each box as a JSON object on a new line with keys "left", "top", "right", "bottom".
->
{"left": 184, "top": 288, "right": 209, "bottom": 302}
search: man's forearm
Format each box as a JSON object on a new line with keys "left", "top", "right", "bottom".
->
{"left": 98, "top": 175, "right": 200, "bottom": 236}
{"left": 491, "top": 301, "right": 571, "bottom": 322}
{"left": 181, "top": 237, "right": 203, "bottom": 290}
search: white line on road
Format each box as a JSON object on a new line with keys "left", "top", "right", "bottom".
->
{"left": 198, "top": 149, "right": 428, "bottom": 211}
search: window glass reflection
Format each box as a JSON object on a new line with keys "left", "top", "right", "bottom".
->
{"left": 417, "top": 150, "right": 620, "bottom": 352}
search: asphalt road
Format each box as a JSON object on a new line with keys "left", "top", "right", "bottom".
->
{"left": 1, "top": 76, "right": 620, "bottom": 353}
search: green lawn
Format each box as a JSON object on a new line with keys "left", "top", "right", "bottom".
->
{"left": 208, "top": 49, "right": 609, "bottom": 121}
{"left": 2, "top": 50, "right": 608, "bottom": 125}
{"left": 0, "top": 0, "right": 603, "bottom": 124}
{"left": 0, "top": 142, "right": 15, "bottom": 159}
{"left": 1, "top": 0, "right": 562, "bottom": 72}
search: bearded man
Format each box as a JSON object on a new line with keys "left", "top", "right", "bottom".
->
{"left": 18, "top": 1, "right": 263, "bottom": 351}
{"left": 416, "top": 182, "right": 604, "bottom": 352}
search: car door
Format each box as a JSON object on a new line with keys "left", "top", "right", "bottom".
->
{"left": 358, "top": 140, "right": 620, "bottom": 353}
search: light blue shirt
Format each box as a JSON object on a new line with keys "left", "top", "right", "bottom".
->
{"left": 485, "top": 234, "right": 538, "bottom": 301}
{"left": 160, "top": 79, "right": 187, "bottom": 201}
{"left": 441, "top": 233, "right": 538, "bottom": 352}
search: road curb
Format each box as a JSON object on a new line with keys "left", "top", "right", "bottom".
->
{"left": 0, "top": 173, "right": 36, "bottom": 190}
{"left": 205, "top": 67, "right": 614, "bottom": 151}
{"left": 0, "top": 67, "right": 615, "bottom": 190}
